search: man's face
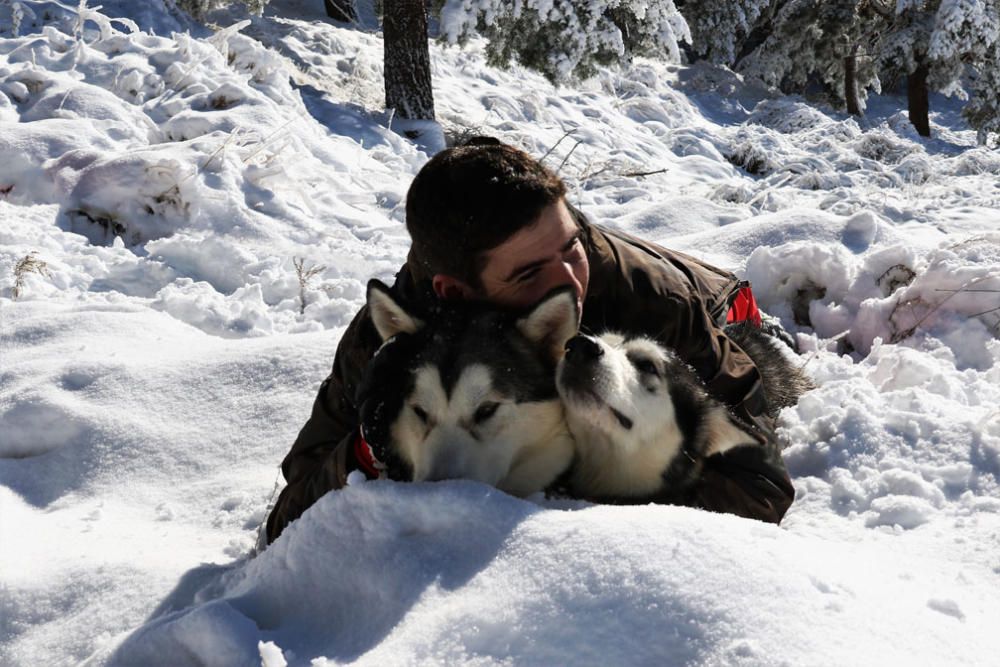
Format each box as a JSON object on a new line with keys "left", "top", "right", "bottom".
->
{"left": 475, "top": 199, "right": 590, "bottom": 312}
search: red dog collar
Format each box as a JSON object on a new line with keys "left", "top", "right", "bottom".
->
{"left": 353, "top": 427, "right": 387, "bottom": 479}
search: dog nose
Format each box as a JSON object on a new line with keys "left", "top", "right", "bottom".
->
{"left": 564, "top": 335, "right": 603, "bottom": 363}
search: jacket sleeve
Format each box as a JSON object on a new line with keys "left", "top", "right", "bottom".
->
{"left": 690, "top": 432, "right": 795, "bottom": 524}
{"left": 264, "top": 306, "right": 378, "bottom": 545}
{"left": 664, "top": 292, "right": 795, "bottom": 523}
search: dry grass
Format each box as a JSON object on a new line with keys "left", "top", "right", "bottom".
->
{"left": 11, "top": 252, "right": 50, "bottom": 299}
{"left": 293, "top": 256, "right": 325, "bottom": 315}
{"left": 888, "top": 277, "right": 1000, "bottom": 343}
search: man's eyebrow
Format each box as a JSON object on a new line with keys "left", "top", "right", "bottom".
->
{"left": 502, "top": 232, "right": 582, "bottom": 283}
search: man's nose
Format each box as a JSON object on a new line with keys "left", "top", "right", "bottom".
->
{"left": 564, "top": 335, "right": 603, "bottom": 363}
{"left": 551, "top": 261, "right": 582, "bottom": 295}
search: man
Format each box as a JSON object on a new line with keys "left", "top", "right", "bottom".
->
{"left": 264, "top": 140, "right": 794, "bottom": 545}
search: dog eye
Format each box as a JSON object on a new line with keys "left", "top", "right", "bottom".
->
{"left": 633, "top": 358, "right": 659, "bottom": 376}
{"left": 412, "top": 405, "right": 429, "bottom": 423}
{"left": 474, "top": 401, "right": 500, "bottom": 423}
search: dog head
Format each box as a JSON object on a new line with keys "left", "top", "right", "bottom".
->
{"left": 357, "top": 280, "right": 579, "bottom": 496}
{"left": 557, "top": 332, "right": 679, "bottom": 449}
{"left": 556, "top": 331, "right": 760, "bottom": 497}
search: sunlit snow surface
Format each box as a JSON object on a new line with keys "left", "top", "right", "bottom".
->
{"left": 1, "top": 1, "right": 999, "bottom": 665}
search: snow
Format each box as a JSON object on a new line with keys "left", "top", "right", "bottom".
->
{"left": 2, "top": 1, "right": 1000, "bottom": 665}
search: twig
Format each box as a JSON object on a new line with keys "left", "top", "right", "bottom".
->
{"left": 241, "top": 112, "right": 303, "bottom": 164}
{"left": 294, "top": 257, "right": 325, "bottom": 315}
{"left": 556, "top": 139, "right": 583, "bottom": 174}
{"left": 186, "top": 127, "right": 243, "bottom": 181}
{"left": 623, "top": 168, "right": 669, "bottom": 177}
{"left": 968, "top": 305, "right": 1000, "bottom": 318}
{"left": 540, "top": 129, "right": 575, "bottom": 164}
{"left": 891, "top": 275, "right": 999, "bottom": 342}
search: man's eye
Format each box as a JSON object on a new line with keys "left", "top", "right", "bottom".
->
{"left": 516, "top": 269, "right": 540, "bottom": 284}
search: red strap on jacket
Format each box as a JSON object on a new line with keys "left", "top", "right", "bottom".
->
{"left": 726, "top": 285, "right": 763, "bottom": 327}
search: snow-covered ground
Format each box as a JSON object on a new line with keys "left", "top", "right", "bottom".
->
{"left": 2, "top": 2, "right": 999, "bottom": 665}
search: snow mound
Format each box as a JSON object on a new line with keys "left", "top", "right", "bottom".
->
{"left": 109, "top": 481, "right": 1000, "bottom": 667}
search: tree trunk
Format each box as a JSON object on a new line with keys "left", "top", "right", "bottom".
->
{"left": 323, "top": 0, "right": 357, "bottom": 22}
{"left": 844, "top": 49, "right": 861, "bottom": 116}
{"left": 907, "top": 62, "right": 930, "bottom": 137}
{"left": 383, "top": 0, "right": 435, "bottom": 121}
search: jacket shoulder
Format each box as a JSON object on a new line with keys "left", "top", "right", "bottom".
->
{"left": 581, "top": 220, "right": 742, "bottom": 332}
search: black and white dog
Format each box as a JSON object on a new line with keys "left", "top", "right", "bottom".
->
{"left": 556, "top": 319, "right": 813, "bottom": 502}
{"left": 356, "top": 280, "right": 578, "bottom": 496}
{"left": 358, "top": 281, "right": 810, "bottom": 504}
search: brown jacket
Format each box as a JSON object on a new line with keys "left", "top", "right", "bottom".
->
{"left": 264, "top": 216, "right": 795, "bottom": 544}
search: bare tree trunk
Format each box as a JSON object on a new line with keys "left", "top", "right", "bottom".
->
{"left": 383, "top": 0, "right": 435, "bottom": 120}
{"left": 907, "top": 62, "right": 931, "bottom": 137}
{"left": 844, "top": 47, "right": 861, "bottom": 116}
{"left": 323, "top": 0, "right": 357, "bottom": 22}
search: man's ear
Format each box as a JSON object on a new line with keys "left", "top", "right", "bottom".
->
{"left": 432, "top": 274, "right": 476, "bottom": 301}
{"left": 367, "top": 279, "right": 424, "bottom": 341}
{"left": 517, "top": 287, "right": 580, "bottom": 361}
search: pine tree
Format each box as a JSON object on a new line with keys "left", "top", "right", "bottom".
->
{"left": 736, "top": 0, "right": 885, "bottom": 115}
{"left": 171, "top": 0, "right": 269, "bottom": 20}
{"left": 438, "top": 0, "right": 690, "bottom": 83}
{"left": 681, "top": 0, "right": 774, "bottom": 66}
{"left": 878, "top": 0, "right": 1000, "bottom": 137}
{"left": 962, "top": 41, "right": 1000, "bottom": 145}
{"left": 324, "top": 0, "right": 357, "bottom": 22}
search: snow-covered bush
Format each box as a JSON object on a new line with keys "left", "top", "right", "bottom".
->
{"left": 948, "top": 147, "right": 1000, "bottom": 177}
{"left": 851, "top": 132, "right": 918, "bottom": 165}
{"left": 879, "top": 0, "right": 1000, "bottom": 135}
{"left": 681, "top": 0, "right": 772, "bottom": 65}
{"left": 725, "top": 139, "right": 776, "bottom": 176}
{"left": 962, "top": 42, "right": 1000, "bottom": 146}
{"left": 170, "top": 0, "right": 270, "bottom": 21}
{"left": 737, "top": 0, "right": 884, "bottom": 113}
{"left": 746, "top": 98, "right": 829, "bottom": 134}
{"left": 438, "top": 0, "right": 690, "bottom": 82}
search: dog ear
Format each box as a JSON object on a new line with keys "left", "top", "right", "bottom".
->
{"left": 367, "top": 279, "right": 424, "bottom": 341}
{"left": 703, "top": 407, "right": 759, "bottom": 456}
{"left": 517, "top": 287, "right": 579, "bottom": 360}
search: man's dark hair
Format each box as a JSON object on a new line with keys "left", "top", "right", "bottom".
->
{"left": 405, "top": 140, "right": 567, "bottom": 287}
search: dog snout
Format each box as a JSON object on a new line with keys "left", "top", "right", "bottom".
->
{"left": 564, "top": 335, "right": 604, "bottom": 364}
